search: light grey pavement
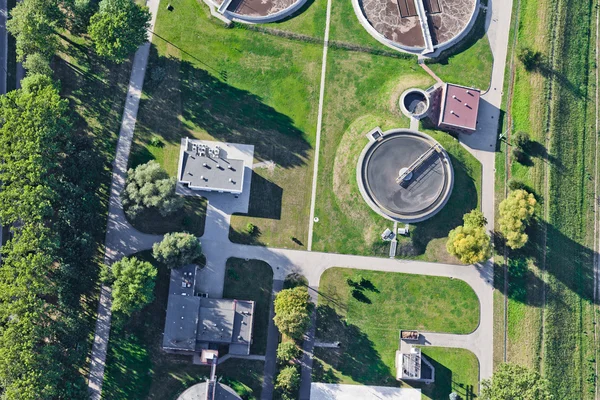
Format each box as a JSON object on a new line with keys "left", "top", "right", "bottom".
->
{"left": 261, "top": 279, "right": 284, "bottom": 400}
{"left": 87, "top": 0, "right": 160, "bottom": 397}
{"left": 0, "top": 0, "right": 7, "bottom": 95}
{"left": 299, "top": 286, "right": 318, "bottom": 399}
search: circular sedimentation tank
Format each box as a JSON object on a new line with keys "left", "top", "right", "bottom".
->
{"left": 399, "top": 88, "right": 430, "bottom": 119}
{"left": 357, "top": 129, "right": 454, "bottom": 223}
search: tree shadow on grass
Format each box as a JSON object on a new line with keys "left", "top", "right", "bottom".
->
{"left": 134, "top": 46, "right": 312, "bottom": 170}
{"left": 314, "top": 305, "right": 395, "bottom": 385}
{"left": 411, "top": 154, "right": 478, "bottom": 254}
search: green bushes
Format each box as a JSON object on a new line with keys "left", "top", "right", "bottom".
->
{"left": 273, "top": 287, "right": 311, "bottom": 340}
{"left": 152, "top": 232, "right": 203, "bottom": 268}
{"left": 498, "top": 189, "right": 536, "bottom": 249}
{"left": 446, "top": 210, "right": 491, "bottom": 264}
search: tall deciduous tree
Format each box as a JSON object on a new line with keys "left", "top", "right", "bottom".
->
{"left": 275, "top": 365, "right": 300, "bottom": 400}
{"left": 273, "top": 287, "right": 311, "bottom": 340}
{"left": 88, "top": 0, "right": 150, "bottom": 63}
{"left": 446, "top": 209, "right": 491, "bottom": 264}
{"left": 7, "top": 0, "right": 64, "bottom": 61}
{"left": 152, "top": 232, "right": 203, "bottom": 268}
{"left": 481, "top": 363, "right": 552, "bottom": 400}
{"left": 499, "top": 189, "right": 536, "bottom": 249}
{"left": 122, "top": 160, "right": 184, "bottom": 219}
{"left": 108, "top": 257, "right": 157, "bottom": 316}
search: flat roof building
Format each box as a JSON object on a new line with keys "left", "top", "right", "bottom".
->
{"left": 395, "top": 331, "right": 435, "bottom": 383}
{"left": 178, "top": 138, "right": 246, "bottom": 194}
{"left": 438, "top": 83, "right": 481, "bottom": 133}
{"left": 162, "top": 264, "right": 255, "bottom": 355}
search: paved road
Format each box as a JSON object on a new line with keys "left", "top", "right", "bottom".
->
{"left": 87, "top": 0, "right": 160, "bottom": 397}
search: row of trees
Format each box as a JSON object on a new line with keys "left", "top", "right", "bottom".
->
{"left": 7, "top": 0, "right": 150, "bottom": 71}
{"left": 0, "top": 75, "right": 103, "bottom": 398}
{"left": 446, "top": 188, "right": 537, "bottom": 264}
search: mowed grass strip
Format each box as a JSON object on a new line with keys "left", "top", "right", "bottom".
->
{"left": 130, "top": 0, "right": 322, "bottom": 248}
{"left": 543, "top": 0, "right": 597, "bottom": 396}
{"left": 312, "top": 48, "right": 481, "bottom": 260}
{"left": 419, "top": 347, "right": 479, "bottom": 400}
{"left": 103, "top": 251, "right": 265, "bottom": 399}
{"left": 223, "top": 258, "right": 274, "bottom": 355}
{"left": 313, "top": 268, "right": 479, "bottom": 384}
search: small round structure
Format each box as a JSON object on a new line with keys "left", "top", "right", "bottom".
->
{"left": 399, "top": 88, "right": 430, "bottom": 119}
{"left": 357, "top": 129, "right": 454, "bottom": 223}
{"left": 177, "top": 381, "right": 241, "bottom": 400}
{"left": 352, "top": 0, "right": 479, "bottom": 54}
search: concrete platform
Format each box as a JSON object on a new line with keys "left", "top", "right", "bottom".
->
{"left": 310, "top": 383, "right": 421, "bottom": 400}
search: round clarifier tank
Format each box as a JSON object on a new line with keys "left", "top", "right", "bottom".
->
{"left": 399, "top": 88, "right": 430, "bottom": 119}
{"left": 357, "top": 129, "right": 454, "bottom": 223}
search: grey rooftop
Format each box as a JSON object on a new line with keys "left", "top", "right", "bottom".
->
{"left": 178, "top": 138, "right": 245, "bottom": 194}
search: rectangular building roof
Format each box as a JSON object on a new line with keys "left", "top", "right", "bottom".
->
{"left": 178, "top": 138, "right": 245, "bottom": 193}
{"left": 163, "top": 295, "right": 201, "bottom": 351}
{"left": 439, "top": 84, "right": 480, "bottom": 131}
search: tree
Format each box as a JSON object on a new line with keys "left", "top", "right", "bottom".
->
{"left": 481, "top": 363, "right": 552, "bottom": 400}
{"left": 273, "top": 287, "right": 311, "bottom": 340}
{"left": 499, "top": 189, "right": 536, "bottom": 249}
{"left": 276, "top": 342, "right": 301, "bottom": 364}
{"left": 23, "top": 53, "right": 53, "bottom": 76}
{"left": 513, "top": 131, "right": 530, "bottom": 149}
{"left": 122, "top": 160, "right": 184, "bottom": 219}
{"left": 107, "top": 257, "right": 157, "bottom": 316}
{"left": 446, "top": 210, "right": 491, "bottom": 264}
{"left": 275, "top": 365, "right": 300, "bottom": 399}
{"left": 88, "top": 0, "right": 150, "bottom": 63}
{"left": 518, "top": 47, "right": 543, "bottom": 71}
{"left": 152, "top": 232, "right": 203, "bottom": 268}
{"left": 7, "top": 0, "right": 65, "bottom": 61}
{"left": 462, "top": 209, "right": 487, "bottom": 229}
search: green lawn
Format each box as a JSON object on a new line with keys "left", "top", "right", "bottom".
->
{"left": 223, "top": 258, "right": 274, "bottom": 355}
{"left": 427, "top": 10, "right": 494, "bottom": 90}
{"left": 127, "top": 196, "right": 207, "bottom": 236}
{"left": 500, "top": 0, "right": 597, "bottom": 396}
{"left": 312, "top": 48, "right": 481, "bottom": 261}
{"left": 255, "top": 0, "right": 328, "bottom": 38}
{"left": 103, "top": 251, "right": 264, "bottom": 400}
{"left": 419, "top": 347, "right": 479, "bottom": 400}
{"left": 130, "top": 0, "right": 321, "bottom": 249}
{"left": 312, "top": 268, "right": 479, "bottom": 385}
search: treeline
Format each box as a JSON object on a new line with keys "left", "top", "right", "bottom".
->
{"left": 0, "top": 74, "right": 102, "bottom": 398}
{"left": 0, "top": 0, "right": 151, "bottom": 397}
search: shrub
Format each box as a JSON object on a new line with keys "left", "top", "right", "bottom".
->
{"left": 511, "top": 147, "right": 527, "bottom": 164}
{"left": 122, "top": 160, "right": 184, "bottom": 219}
{"left": 274, "top": 287, "right": 311, "bottom": 340}
{"left": 498, "top": 189, "right": 536, "bottom": 249}
{"left": 246, "top": 222, "right": 256, "bottom": 235}
{"left": 481, "top": 363, "right": 551, "bottom": 400}
{"left": 276, "top": 342, "right": 301, "bottom": 364}
{"left": 518, "top": 47, "right": 543, "bottom": 71}
{"left": 152, "top": 232, "right": 203, "bottom": 268}
{"left": 508, "top": 179, "right": 526, "bottom": 191}
{"left": 275, "top": 366, "right": 300, "bottom": 399}
{"left": 513, "top": 131, "right": 530, "bottom": 148}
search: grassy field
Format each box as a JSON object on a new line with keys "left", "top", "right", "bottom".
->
{"left": 500, "top": 0, "right": 598, "bottom": 396}
{"left": 103, "top": 251, "right": 265, "bottom": 399}
{"left": 130, "top": 0, "right": 322, "bottom": 249}
{"left": 419, "top": 347, "right": 479, "bottom": 400}
{"left": 128, "top": 197, "right": 207, "bottom": 236}
{"left": 312, "top": 268, "right": 479, "bottom": 385}
{"left": 427, "top": 10, "right": 494, "bottom": 90}
{"left": 255, "top": 0, "right": 327, "bottom": 38}
{"left": 223, "top": 258, "right": 274, "bottom": 355}
{"left": 311, "top": 48, "right": 482, "bottom": 260}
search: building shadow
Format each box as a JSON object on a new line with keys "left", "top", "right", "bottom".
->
{"left": 133, "top": 46, "right": 312, "bottom": 170}
{"left": 313, "top": 305, "right": 395, "bottom": 385}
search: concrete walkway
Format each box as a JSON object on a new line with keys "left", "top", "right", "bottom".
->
{"left": 87, "top": 0, "right": 160, "bottom": 397}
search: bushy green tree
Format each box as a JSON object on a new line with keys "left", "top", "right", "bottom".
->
{"left": 7, "top": 0, "right": 65, "bottom": 61}
{"left": 88, "top": 0, "right": 150, "bottom": 63}
{"left": 446, "top": 210, "right": 491, "bottom": 264}
{"left": 276, "top": 341, "right": 301, "bottom": 364}
{"left": 275, "top": 365, "right": 300, "bottom": 399}
{"left": 499, "top": 189, "right": 536, "bottom": 249}
{"left": 152, "top": 232, "right": 203, "bottom": 268}
{"left": 107, "top": 257, "right": 157, "bottom": 316}
{"left": 122, "top": 160, "right": 184, "bottom": 219}
{"left": 481, "top": 363, "right": 552, "bottom": 400}
{"left": 513, "top": 131, "right": 530, "bottom": 148}
{"left": 274, "top": 287, "right": 311, "bottom": 340}
{"left": 23, "top": 53, "right": 53, "bottom": 76}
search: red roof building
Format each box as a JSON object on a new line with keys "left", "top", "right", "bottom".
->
{"left": 438, "top": 83, "right": 480, "bottom": 133}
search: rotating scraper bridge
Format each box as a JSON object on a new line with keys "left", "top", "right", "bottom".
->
{"left": 357, "top": 128, "right": 454, "bottom": 223}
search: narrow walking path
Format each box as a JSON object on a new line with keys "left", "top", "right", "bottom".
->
{"left": 87, "top": 0, "right": 160, "bottom": 398}
{"left": 306, "top": 0, "right": 333, "bottom": 251}
{"left": 261, "top": 279, "right": 284, "bottom": 400}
